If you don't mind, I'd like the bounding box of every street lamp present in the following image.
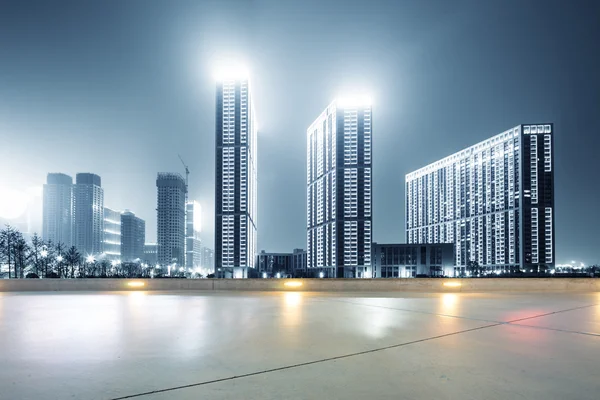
[86,255,95,263]
[56,255,63,263]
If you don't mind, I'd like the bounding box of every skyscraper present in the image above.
[121,210,145,262]
[102,207,121,261]
[186,201,202,269]
[406,124,555,273]
[214,74,257,278]
[73,173,104,255]
[42,173,73,247]
[306,98,373,278]
[156,173,186,268]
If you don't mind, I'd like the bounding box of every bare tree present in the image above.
[0,225,17,278]
[29,233,44,277]
[64,246,81,279]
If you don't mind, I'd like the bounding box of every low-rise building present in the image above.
[371,243,455,278]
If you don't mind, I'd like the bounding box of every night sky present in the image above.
[0,0,599,264]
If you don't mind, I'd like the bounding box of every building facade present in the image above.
[144,242,158,265]
[256,251,293,277]
[121,210,145,262]
[42,173,73,247]
[102,207,121,261]
[73,173,104,255]
[156,173,186,267]
[307,98,373,278]
[372,243,455,278]
[186,201,202,269]
[406,124,555,272]
[292,248,308,277]
[200,246,214,273]
[214,76,258,278]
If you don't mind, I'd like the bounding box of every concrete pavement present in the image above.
[0,291,598,399]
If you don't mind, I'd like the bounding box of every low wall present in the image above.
[1,278,599,293]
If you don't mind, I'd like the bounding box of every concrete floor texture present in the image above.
[1,291,599,399]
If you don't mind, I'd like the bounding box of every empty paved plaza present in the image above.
[1,290,598,399]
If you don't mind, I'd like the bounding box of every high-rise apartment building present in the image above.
[121,210,145,262]
[306,98,373,278]
[74,173,104,255]
[102,207,121,261]
[144,242,158,265]
[42,173,73,247]
[214,75,257,278]
[156,173,186,267]
[186,201,202,269]
[200,246,214,273]
[406,124,555,272]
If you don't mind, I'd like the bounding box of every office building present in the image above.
[42,173,73,247]
[214,74,258,278]
[102,207,121,261]
[292,249,308,277]
[307,98,373,278]
[201,246,214,273]
[156,173,186,267]
[186,201,202,269]
[73,173,104,255]
[406,124,555,272]
[372,243,455,278]
[121,210,145,262]
[257,250,293,277]
[144,242,158,265]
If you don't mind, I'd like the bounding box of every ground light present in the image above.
[284,281,302,288]
[127,281,145,288]
[442,281,462,288]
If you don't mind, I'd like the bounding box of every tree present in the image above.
[13,233,32,278]
[64,246,81,279]
[467,260,480,277]
[0,225,17,278]
[30,233,44,276]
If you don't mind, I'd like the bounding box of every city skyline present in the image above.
[1,1,599,264]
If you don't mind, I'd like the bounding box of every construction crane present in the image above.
[178,154,189,197]
[179,154,190,272]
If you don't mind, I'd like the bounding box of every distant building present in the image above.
[215,75,258,278]
[102,207,121,261]
[307,98,373,278]
[185,201,202,269]
[257,250,293,277]
[406,124,555,272]
[292,249,308,277]
[42,173,73,247]
[74,173,104,255]
[201,246,214,273]
[372,243,455,278]
[121,210,145,262]
[156,173,186,267]
[144,242,158,265]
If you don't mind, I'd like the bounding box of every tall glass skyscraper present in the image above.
[121,210,145,262]
[102,207,121,261]
[74,173,104,255]
[406,124,554,272]
[185,201,202,269]
[306,98,373,278]
[214,75,257,278]
[156,173,186,268]
[42,173,73,247]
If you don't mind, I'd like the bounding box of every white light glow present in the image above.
[56,255,63,262]
[86,255,95,263]
[214,65,249,81]
[319,271,324,279]
[336,95,372,108]
[0,188,29,220]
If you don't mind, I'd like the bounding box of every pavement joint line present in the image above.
[108,322,503,400]
[322,298,600,338]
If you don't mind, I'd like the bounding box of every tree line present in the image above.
[0,225,165,279]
